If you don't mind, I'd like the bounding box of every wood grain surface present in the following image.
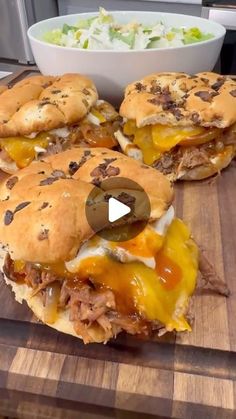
[0,70,236,419]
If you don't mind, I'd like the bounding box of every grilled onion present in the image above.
[80,124,118,148]
[179,128,221,147]
[44,281,61,324]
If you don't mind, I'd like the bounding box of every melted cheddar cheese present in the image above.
[123,120,220,165]
[14,218,198,332]
[0,133,51,168]
[0,107,110,168]
[72,219,198,332]
[90,108,106,123]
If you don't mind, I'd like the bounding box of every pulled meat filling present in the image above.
[3,254,159,343]
[152,127,236,176]
[43,120,120,157]
[120,121,236,177]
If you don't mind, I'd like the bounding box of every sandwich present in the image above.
[0,148,227,343]
[0,74,119,174]
[115,72,236,180]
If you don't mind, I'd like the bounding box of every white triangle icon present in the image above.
[108,197,131,223]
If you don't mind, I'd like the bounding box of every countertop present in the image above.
[0,61,36,74]
[144,0,201,4]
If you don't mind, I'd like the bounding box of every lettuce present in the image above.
[82,39,89,49]
[41,9,215,50]
[43,29,62,45]
[147,37,160,49]
[62,23,77,34]
[109,28,135,48]
[183,27,213,44]
[76,16,96,29]
[98,7,114,24]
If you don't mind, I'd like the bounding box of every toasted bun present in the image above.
[177,145,235,181]
[120,72,236,129]
[0,74,98,137]
[0,148,173,263]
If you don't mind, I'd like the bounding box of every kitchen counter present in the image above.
[143,0,201,3]
[0,60,36,74]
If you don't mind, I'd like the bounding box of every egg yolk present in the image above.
[123,120,221,165]
[114,225,164,257]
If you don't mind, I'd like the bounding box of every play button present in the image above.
[108,197,131,223]
[85,177,151,242]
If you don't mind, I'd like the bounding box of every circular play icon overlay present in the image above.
[85,177,151,242]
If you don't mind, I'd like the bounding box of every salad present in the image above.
[43,8,214,51]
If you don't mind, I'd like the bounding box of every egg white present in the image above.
[66,206,175,273]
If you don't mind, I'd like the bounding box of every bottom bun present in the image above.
[4,276,78,338]
[3,275,108,343]
[177,145,235,181]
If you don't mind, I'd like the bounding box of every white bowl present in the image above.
[28,11,226,104]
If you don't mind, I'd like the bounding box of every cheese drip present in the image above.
[66,218,198,332]
[13,217,198,332]
[123,120,221,165]
[0,133,51,168]
[0,107,110,168]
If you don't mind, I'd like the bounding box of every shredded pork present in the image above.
[152,126,236,177]
[3,244,229,343]
[198,246,230,296]
[3,254,152,343]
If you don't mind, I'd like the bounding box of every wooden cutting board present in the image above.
[0,70,236,419]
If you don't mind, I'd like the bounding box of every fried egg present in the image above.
[66,205,175,272]
[65,213,198,332]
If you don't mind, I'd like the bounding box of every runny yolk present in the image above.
[113,226,164,257]
[155,251,182,290]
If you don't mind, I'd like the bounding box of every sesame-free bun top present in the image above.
[120,72,236,129]
[0,74,98,137]
[0,148,173,263]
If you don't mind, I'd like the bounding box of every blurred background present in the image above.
[0,0,235,75]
